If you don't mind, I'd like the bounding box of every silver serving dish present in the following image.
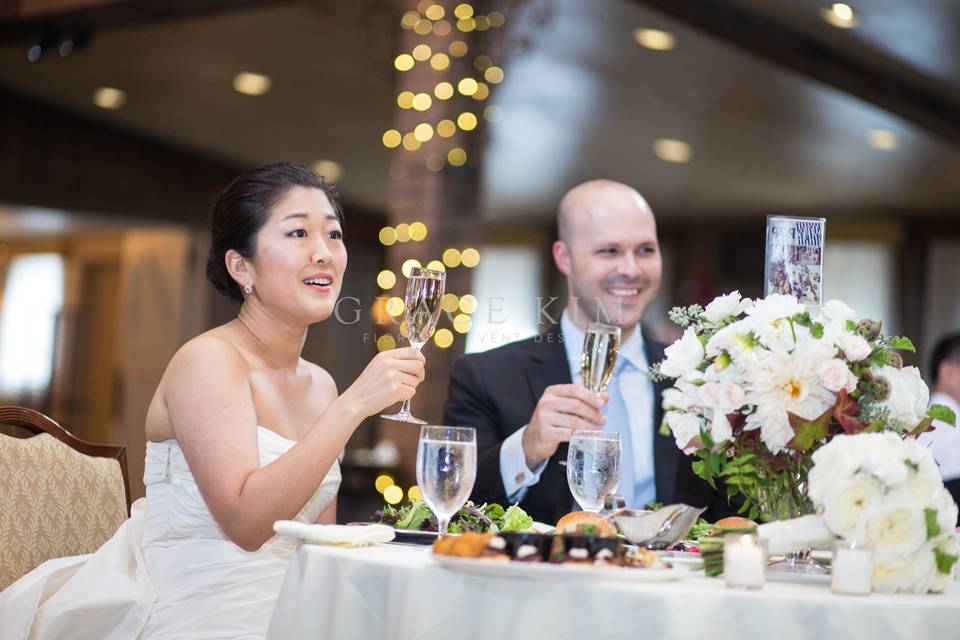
[613,503,706,549]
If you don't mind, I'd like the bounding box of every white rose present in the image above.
[930,487,959,540]
[698,383,721,407]
[821,299,857,323]
[666,411,705,453]
[717,383,746,410]
[660,327,705,378]
[930,537,959,593]
[872,546,936,594]
[857,503,928,563]
[837,333,872,362]
[703,290,750,325]
[876,366,930,430]
[822,478,884,538]
[817,358,853,393]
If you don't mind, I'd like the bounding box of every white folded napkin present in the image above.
[273,521,395,546]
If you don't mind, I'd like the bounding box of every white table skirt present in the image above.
[267,543,960,640]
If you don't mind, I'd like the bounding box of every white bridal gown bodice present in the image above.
[0,426,341,640]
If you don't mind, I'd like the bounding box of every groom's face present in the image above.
[554,191,662,330]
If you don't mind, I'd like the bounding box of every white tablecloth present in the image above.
[267,543,960,640]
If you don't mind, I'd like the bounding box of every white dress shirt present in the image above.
[499,310,655,503]
[918,391,960,482]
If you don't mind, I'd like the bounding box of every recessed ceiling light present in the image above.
[92,86,126,110]
[233,72,272,96]
[311,159,343,182]
[867,129,897,150]
[821,3,859,29]
[633,28,676,51]
[653,138,692,164]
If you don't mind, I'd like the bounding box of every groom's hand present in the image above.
[521,384,606,469]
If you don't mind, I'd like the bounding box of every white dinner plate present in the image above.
[656,551,704,570]
[434,554,689,582]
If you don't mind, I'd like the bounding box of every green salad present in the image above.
[375,500,533,533]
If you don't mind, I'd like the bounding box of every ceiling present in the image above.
[0,0,958,226]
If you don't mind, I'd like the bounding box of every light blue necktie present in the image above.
[604,358,657,510]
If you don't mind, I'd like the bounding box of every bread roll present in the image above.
[555,511,618,537]
[714,516,758,529]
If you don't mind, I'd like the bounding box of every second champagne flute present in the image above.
[381,267,446,424]
[581,322,621,393]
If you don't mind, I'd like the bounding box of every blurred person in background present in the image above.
[919,332,960,512]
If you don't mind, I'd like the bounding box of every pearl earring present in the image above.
[244,284,253,295]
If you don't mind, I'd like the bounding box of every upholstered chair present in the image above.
[0,406,130,590]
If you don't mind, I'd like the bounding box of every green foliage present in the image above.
[934,548,959,575]
[924,508,942,540]
[887,336,916,352]
[928,404,957,427]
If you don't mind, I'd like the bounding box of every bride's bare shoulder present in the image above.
[166,327,251,383]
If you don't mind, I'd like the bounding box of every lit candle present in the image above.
[724,533,765,589]
[831,539,872,595]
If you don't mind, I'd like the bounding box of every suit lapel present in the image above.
[645,337,678,505]
[524,325,573,522]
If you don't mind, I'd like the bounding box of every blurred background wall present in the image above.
[0,0,958,522]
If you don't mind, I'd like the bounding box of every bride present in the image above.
[0,163,425,639]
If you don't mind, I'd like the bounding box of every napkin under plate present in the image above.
[273,521,395,546]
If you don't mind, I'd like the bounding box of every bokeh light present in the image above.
[434,328,454,348]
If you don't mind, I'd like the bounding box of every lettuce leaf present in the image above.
[500,504,533,532]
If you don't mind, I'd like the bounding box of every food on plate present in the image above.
[713,516,758,530]
[376,500,533,533]
[555,511,618,537]
[623,547,664,569]
[432,532,494,558]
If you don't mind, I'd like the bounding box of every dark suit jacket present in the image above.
[443,325,735,525]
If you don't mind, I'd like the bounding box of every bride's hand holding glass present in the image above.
[341,348,425,418]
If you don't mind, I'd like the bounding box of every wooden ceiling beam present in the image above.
[630,0,960,146]
[0,0,296,42]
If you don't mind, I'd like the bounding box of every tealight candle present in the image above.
[724,533,766,590]
[831,539,872,595]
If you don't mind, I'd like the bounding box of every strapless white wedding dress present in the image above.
[0,427,340,640]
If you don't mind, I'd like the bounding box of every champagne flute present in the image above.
[381,267,446,423]
[581,322,621,393]
[567,430,621,512]
[416,426,477,536]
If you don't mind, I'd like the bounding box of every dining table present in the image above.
[266,541,960,640]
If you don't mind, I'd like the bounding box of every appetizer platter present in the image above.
[429,510,690,582]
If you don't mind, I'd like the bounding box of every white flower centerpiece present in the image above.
[654,291,956,522]
[808,433,958,593]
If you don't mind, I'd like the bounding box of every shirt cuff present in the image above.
[499,426,548,501]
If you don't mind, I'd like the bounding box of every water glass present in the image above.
[566,430,621,512]
[415,426,477,536]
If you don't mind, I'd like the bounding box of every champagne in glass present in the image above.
[382,267,445,424]
[416,426,477,536]
[567,430,621,512]
[581,322,621,393]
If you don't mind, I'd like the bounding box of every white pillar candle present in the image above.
[724,533,765,589]
[831,542,872,596]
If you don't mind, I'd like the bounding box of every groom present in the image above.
[443,180,730,525]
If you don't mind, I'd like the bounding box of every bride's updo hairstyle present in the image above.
[206,163,344,302]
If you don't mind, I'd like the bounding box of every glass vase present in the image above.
[754,458,830,576]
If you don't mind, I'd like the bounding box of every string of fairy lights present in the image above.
[380,2,505,170]
[373,3,505,355]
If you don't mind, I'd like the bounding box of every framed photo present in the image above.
[764,215,825,306]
